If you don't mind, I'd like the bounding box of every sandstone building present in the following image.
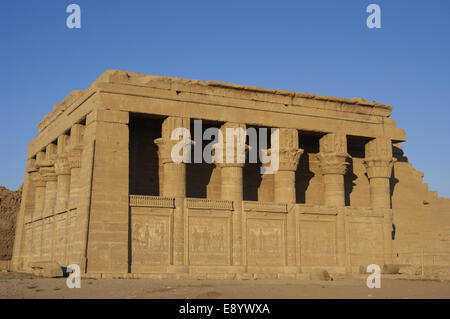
[11,70,450,278]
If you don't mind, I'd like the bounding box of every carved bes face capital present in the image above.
[318,152,351,175]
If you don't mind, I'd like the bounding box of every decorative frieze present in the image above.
[186,198,234,211]
[129,195,175,208]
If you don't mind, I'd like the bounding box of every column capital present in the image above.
[36,144,57,168]
[39,145,57,181]
[318,152,350,175]
[69,123,85,146]
[157,116,191,165]
[55,154,71,176]
[276,148,303,171]
[162,116,190,139]
[219,122,246,165]
[26,159,38,173]
[67,145,83,168]
[39,166,57,182]
[30,171,46,187]
[154,138,181,164]
[318,132,350,175]
[363,157,396,179]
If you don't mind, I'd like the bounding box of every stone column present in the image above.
[38,144,57,218]
[273,128,303,203]
[155,116,190,266]
[30,155,46,221]
[318,133,350,207]
[36,144,57,261]
[67,124,84,210]
[272,128,303,267]
[363,138,395,208]
[219,163,245,201]
[318,133,350,268]
[363,137,395,264]
[55,135,71,214]
[218,122,246,266]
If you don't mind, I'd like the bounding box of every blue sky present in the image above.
[1,0,449,196]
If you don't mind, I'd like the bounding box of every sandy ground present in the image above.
[0,272,449,299]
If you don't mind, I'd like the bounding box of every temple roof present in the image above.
[38,69,395,134]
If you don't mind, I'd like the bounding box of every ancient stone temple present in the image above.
[11,70,450,278]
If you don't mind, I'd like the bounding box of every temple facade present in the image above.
[11,70,450,278]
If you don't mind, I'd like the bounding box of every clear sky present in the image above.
[1,0,449,197]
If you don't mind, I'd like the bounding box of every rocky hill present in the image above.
[0,186,22,260]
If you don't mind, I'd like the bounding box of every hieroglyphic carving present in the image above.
[318,133,350,175]
[24,223,33,266]
[32,221,42,260]
[247,218,285,266]
[320,132,347,154]
[365,137,392,159]
[41,217,54,260]
[54,213,68,265]
[129,195,175,208]
[299,220,336,266]
[66,210,79,264]
[348,220,384,265]
[132,211,171,266]
[188,216,230,265]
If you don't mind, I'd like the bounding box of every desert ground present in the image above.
[0,271,449,299]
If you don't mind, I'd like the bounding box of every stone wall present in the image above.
[391,145,450,265]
